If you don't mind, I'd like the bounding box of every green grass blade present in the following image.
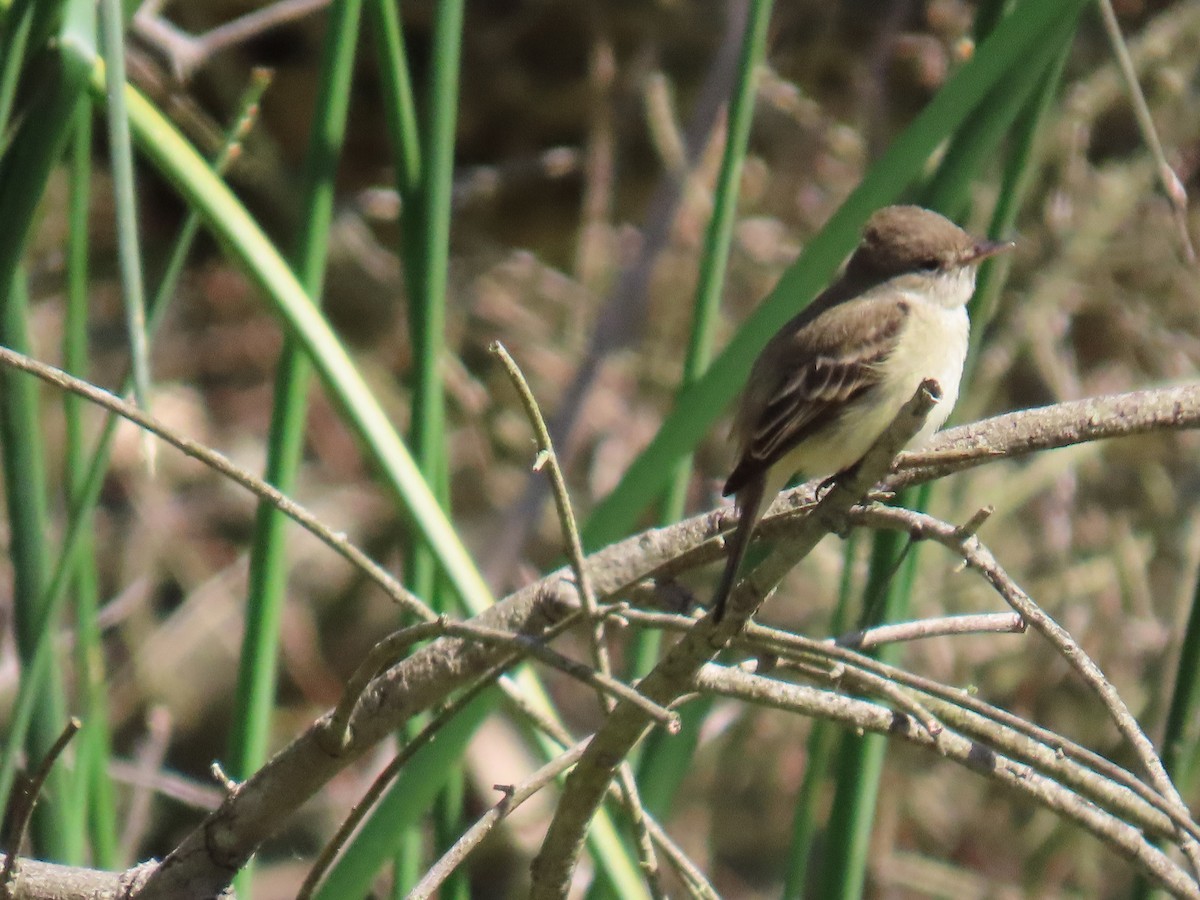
[0,0,94,856]
[368,0,458,890]
[968,27,1074,362]
[1133,544,1200,895]
[367,0,436,887]
[400,0,459,634]
[0,273,75,860]
[404,0,460,599]
[920,34,1067,221]
[230,0,362,781]
[229,5,362,897]
[366,0,421,194]
[659,0,774,524]
[0,7,93,308]
[783,530,859,896]
[0,0,71,138]
[98,0,150,416]
[0,0,36,138]
[819,501,923,899]
[63,95,120,869]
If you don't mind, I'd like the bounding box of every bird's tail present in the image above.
[712,477,767,622]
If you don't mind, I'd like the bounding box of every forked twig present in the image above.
[491,341,666,893]
[0,719,81,899]
[855,502,1200,878]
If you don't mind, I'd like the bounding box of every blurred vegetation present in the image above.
[3,0,1200,897]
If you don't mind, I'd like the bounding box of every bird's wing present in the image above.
[723,294,909,496]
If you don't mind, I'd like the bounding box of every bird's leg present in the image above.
[816,457,863,501]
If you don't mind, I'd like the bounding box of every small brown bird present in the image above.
[712,205,1012,621]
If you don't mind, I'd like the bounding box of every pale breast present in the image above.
[756,297,969,496]
[875,298,969,446]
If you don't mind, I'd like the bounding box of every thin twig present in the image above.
[0,718,81,899]
[0,346,435,622]
[696,664,1200,898]
[119,706,172,866]
[455,621,677,729]
[1096,0,1196,263]
[640,814,720,900]
[834,612,1025,650]
[298,660,511,900]
[324,620,446,751]
[856,502,1200,878]
[410,740,590,900]
[134,0,331,81]
[783,658,946,742]
[490,342,609,680]
[325,613,676,755]
[106,761,224,812]
[409,727,717,900]
[491,340,666,893]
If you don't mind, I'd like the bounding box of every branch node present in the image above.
[956,506,994,541]
[210,762,238,794]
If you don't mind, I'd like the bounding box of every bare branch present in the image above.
[16,367,1188,898]
[696,665,1200,898]
[852,503,1200,875]
[411,741,589,900]
[891,384,1200,489]
[528,382,938,898]
[834,612,1025,650]
[299,661,511,899]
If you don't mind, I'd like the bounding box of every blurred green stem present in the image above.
[0,273,75,860]
[229,3,362,898]
[99,0,151,417]
[64,95,120,869]
[398,0,463,892]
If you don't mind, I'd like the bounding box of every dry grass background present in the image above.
[10,0,1200,896]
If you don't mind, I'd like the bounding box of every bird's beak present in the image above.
[966,239,1015,265]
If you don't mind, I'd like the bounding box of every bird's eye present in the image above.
[919,257,940,271]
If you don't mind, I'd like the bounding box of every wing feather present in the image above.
[723,294,909,496]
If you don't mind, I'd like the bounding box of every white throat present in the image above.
[928,266,977,309]
[889,266,977,310]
